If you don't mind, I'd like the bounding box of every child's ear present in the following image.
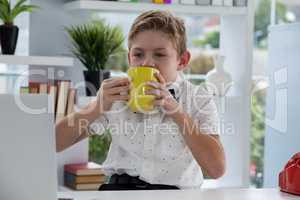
[177,50,191,71]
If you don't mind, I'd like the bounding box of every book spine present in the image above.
[64,162,105,176]
[49,85,57,116]
[66,88,76,115]
[20,87,29,94]
[39,83,48,94]
[64,172,106,184]
[28,82,40,94]
[55,81,71,123]
[152,0,164,3]
[64,172,76,185]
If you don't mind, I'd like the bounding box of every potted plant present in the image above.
[66,20,125,96]
[0,0,39,54]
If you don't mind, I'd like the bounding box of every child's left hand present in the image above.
[145,72,182,116]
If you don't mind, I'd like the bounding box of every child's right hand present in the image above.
[96,77,131,113]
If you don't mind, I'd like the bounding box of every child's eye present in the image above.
[154,53,166,57]
[133,53,143,58]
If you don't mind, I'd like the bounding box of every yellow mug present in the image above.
[127,66,159,113]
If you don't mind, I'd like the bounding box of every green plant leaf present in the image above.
[11,5,39,22]
[66,19,125,71]
[0,0,11,24]
[13,0,27,9]
[0,0,39,25]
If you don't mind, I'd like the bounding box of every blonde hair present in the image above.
[128,10,187,56]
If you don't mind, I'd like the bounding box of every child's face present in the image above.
[128,30,189,83]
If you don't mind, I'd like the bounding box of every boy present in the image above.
[56,10,225,190]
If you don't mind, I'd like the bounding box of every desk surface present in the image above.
[58,188,299,200]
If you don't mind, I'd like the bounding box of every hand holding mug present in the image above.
[145,72,182,116]
[96,77,131,113]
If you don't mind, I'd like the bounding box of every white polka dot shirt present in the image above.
[89,73,219,189]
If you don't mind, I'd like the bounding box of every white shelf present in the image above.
[64,0,247,16]
[58,185,74,192]
[0,55,74,67]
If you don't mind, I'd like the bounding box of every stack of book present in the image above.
[64,162,106,190]
[20,80,77,124]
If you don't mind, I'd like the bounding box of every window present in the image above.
[250,0,296,188]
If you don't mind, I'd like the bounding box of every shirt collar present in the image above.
[166,72,185,100]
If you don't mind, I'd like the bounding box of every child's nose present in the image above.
[142,57,155,67]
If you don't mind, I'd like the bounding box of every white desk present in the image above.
[58,188,299,200]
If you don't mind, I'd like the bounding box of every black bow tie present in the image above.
[168,88,178,101]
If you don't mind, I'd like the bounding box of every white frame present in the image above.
[0,55,74,67]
